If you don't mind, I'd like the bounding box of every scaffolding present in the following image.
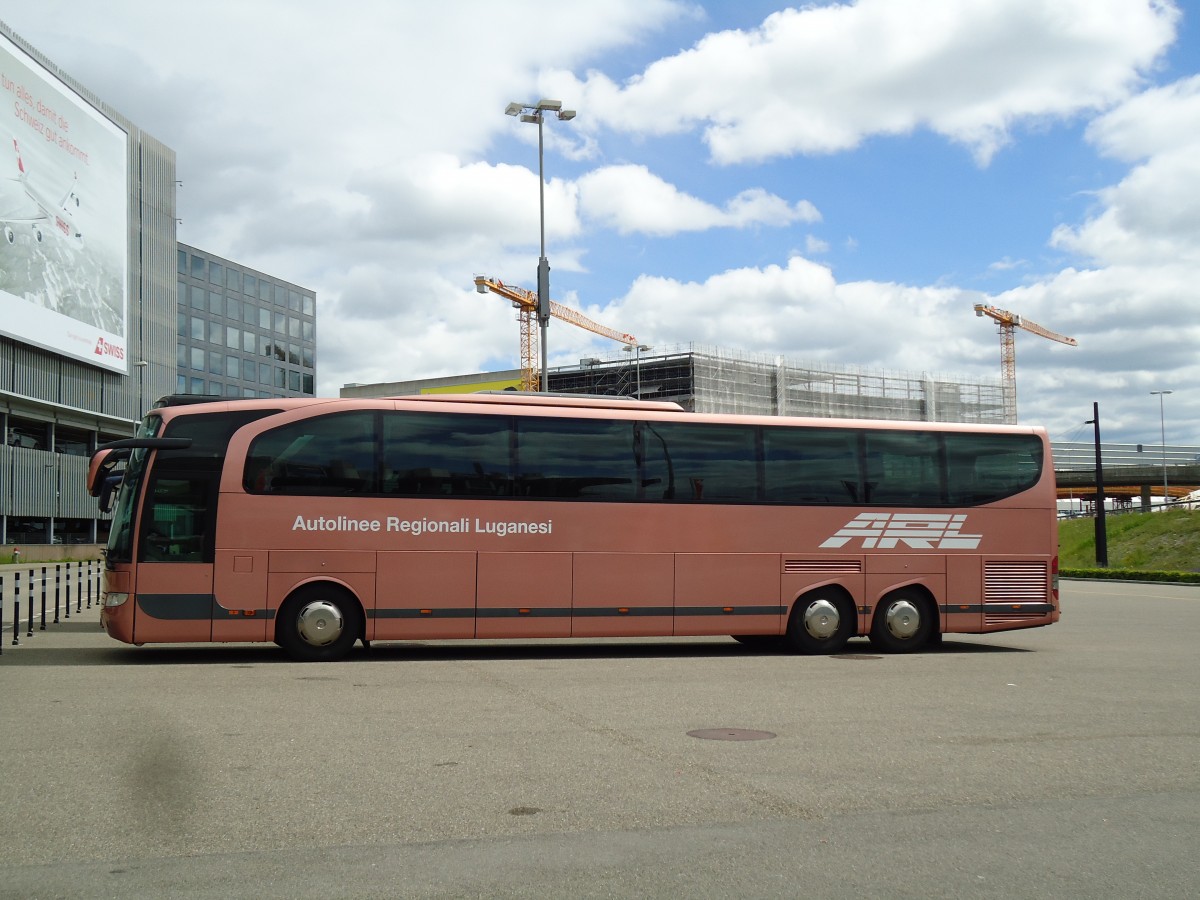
[549,344,1008,425]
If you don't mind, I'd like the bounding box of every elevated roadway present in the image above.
[1052,442,1200,504]
[1055,462,1200,491]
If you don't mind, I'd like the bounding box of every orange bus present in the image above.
[88,393,1059,661]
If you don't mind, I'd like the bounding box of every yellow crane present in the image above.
[475,275,638,391]
[974,303,1077,423]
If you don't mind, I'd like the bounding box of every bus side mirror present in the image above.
[98,475,122,514]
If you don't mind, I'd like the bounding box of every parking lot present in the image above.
[1,579,1198,898]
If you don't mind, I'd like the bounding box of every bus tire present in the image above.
[869,589,934,653]
[785,590,854,655]
[276,585,363,662]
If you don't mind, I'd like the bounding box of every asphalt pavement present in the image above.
[1,580,1197,898]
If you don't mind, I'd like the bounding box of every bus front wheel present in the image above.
[785,591,854,655]
[277,586,363,662]
[869,589,935,653]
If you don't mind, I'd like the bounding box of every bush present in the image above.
[1062,567,1200,584]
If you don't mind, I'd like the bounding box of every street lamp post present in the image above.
[622,344,651,397]
[505,99,576,392]
[1150,390,1173,509]
[134,360,148,422]
[1086,402,1108,567]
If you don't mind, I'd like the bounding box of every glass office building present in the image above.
[176,245,317,400]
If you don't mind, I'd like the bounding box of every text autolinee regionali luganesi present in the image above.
[292,515,551,538]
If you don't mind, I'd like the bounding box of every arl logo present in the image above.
[820,513,982,550]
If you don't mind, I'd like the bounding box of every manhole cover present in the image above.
[833,654,882,660]
[687,728,776,741]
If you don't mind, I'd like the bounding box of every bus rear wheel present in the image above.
[277,586,363,662]
[869,589,934,653]
[785,591,854,655]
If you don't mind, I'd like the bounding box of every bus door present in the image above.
[131,471,218,645]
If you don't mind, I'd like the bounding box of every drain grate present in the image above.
[687,728,776,741]
[833,654,882,660]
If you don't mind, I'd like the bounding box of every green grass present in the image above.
[1060,509,1200,581]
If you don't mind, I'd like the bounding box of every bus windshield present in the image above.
[106,416,163,563]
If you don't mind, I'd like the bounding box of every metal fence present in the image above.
[1051,442,1200,471]
[0,561,103,655]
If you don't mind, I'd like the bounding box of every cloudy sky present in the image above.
[4,0,1197,446]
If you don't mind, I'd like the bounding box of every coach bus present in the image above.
[87,393,1059,661]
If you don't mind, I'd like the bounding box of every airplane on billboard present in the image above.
[1,139,82,245]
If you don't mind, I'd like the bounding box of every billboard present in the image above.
[0,32,129,373]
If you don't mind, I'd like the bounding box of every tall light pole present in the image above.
[505,99,576,392]
[1086,403,1107,567]
[622,343,651,397]
[134,359,148,423]
[1150,390,1173,508]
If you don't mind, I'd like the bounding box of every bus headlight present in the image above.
[104,591,129,608]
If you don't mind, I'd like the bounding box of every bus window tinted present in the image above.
[142,477,208,561]
[517,417,637,500]
[247,412,378,494]
[863,432,944,506]
[243,409,1044,507]
[643,422,759,502]
[763,427,861,503]
[380,412,511,497]
[945,433,1042,505]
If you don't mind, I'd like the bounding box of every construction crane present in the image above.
[974,303,1077,423]
[475,275,638,391]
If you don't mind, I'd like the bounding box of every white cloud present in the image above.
[987,257,1024,272]
[555,0,1178,165]
[577,164,818,235]
[1053,76,1200,266]
[600,255,978,371]
[5,1,1198,444]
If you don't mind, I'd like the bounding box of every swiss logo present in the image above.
[820,513,982,550]
[93,337,125,360]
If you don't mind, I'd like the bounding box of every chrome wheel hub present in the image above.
[803,599,840,640]
[296,600,344,647]
[885,600,920,640]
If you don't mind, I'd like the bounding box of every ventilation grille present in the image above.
[984,561,1048,604]
[784,559,863,574]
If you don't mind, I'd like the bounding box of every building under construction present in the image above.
[343,344,1008,426]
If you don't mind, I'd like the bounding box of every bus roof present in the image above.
[397,392,686,412]
[145,393,1046,438]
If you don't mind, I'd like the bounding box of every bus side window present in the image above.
[247,456,275,492]
[643,422,759,503]
[944,434,1043,505]
[381,411,513,499]
[141,476,207,562]
[516,417,636,500]
[863,432,944,506]
[762,427,860,504]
